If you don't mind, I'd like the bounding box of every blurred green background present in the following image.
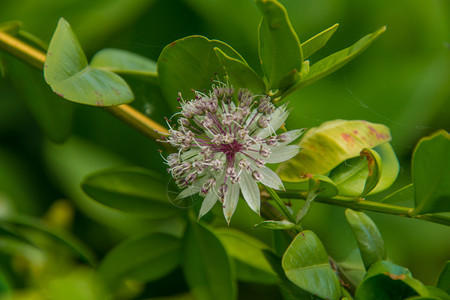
[0,0,449,294]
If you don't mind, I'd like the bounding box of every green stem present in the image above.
[263,186,296,225]
[277,191,450,226]
[296,190,319,223]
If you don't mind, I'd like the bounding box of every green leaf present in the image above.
[277,120,392,182]
[255,220,297,230]
[99,231,181,287]
[0,272,11,297]
[263,250,322,300]
[43,137,151,234]
[381,184,414,204]
[284,26,386,97]
[0,224,36,247]
[90,48,158,85]
[157,35,244,111]
[355,260,428,299]
[329,143,399,196]
[425,286,450,300]
[44,18,133,106]
[359,148,382,196]
[0,21,21,35]
[182,221,236,300]
[412,130,450,215]
[437,261,450,293]
[81,167,179,219]
[282,230,341,300]
[215,228,278,284]
[345,209,386,270]
[17,30,49,51]
[6,57,74,143]
[295,176,338,224]
[256,0,302,90]
[310,174,339,197]
[301,23,339,59]
[48,268,110,300]
[1,214,96,265]
[214,47,266,94]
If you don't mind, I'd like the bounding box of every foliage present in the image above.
[0,0,448,299]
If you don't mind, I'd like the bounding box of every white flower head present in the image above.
[164,83,304,223]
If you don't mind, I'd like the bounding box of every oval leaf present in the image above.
[255,220,297,230]
[2,214,96,265]
[284,26,385,97]
[277,119,392,182]
[355,260,428,299]
[90,48,158,84]
[329,143,398,196]
[81,167,179,219]
[311,174,339,197]
[182,221,236,300]
[44,18,133,106]
[48,268,109,300]
[214,47,266,94]
[424,286,450,300]
[345,209,386,270]
[381,184,414,204]
[216,228,278,284]
[99,232,181,287]
[412,130,450,215]
[301,23,339,59]
[0,21,21,35]
[157,35,244,111]
[282,230,341,300]
[256,0,302,91]
[359,148,382,196]
[437,261,450,293]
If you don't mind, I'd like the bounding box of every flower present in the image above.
[163,83,304,223]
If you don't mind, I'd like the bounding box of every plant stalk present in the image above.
[0,31,171,150]
[277,191,450,226]
[263,186,297,225]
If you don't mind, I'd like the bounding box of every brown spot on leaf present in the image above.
[341,132,355,144]
[353,130,358,134]
[368,125,386,140]
[169,41,177,47]
[360,149,375,176]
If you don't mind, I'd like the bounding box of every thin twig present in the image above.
[277,191,450,227]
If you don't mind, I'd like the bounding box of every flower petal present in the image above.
[181,148,202,161]
[277,128,306,146]
[256,104,289,138]
[259,167,284,190]
[198,191,218,219]
[240,171,261,214]
[175,176,209,200]
[197,171,225,219]
[176,186,199,200]
[265,145,300,163]
[223,182,240,224]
